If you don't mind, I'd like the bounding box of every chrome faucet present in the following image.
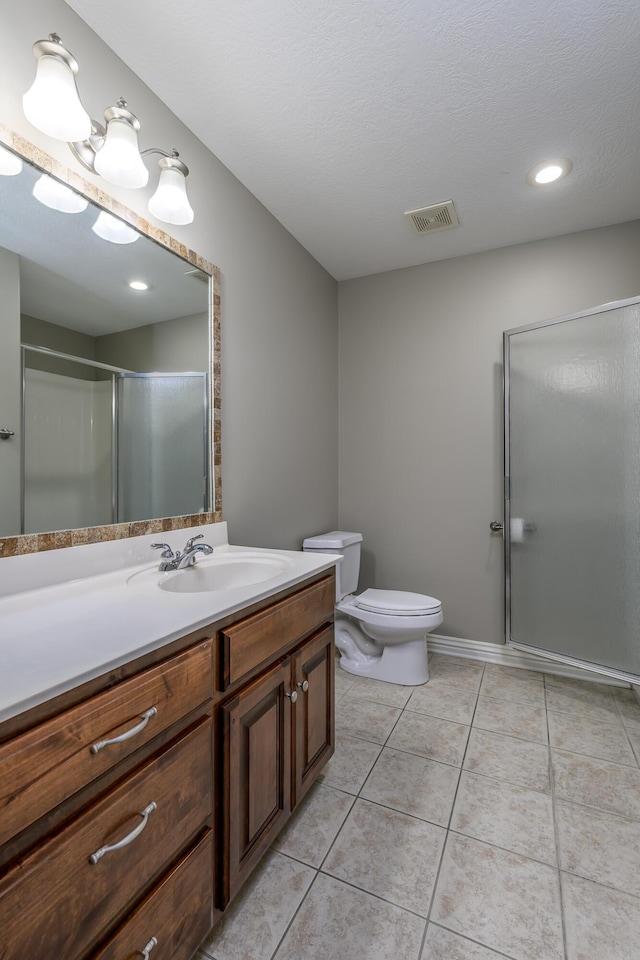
[150,534,214,572]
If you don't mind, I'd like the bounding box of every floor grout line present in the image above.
[265,867,321,960]
[546,693,569,960]
[414,663,485,958]
[427,921,519,960]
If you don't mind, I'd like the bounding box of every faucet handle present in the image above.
[150,542,175,559]
[184,533,204,551]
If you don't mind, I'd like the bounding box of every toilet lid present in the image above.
[354,588,442,616]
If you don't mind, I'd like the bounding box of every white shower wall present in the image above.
[24,369,112,533]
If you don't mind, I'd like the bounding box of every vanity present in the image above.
[0,525,337,960]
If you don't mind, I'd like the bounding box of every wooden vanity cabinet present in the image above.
[0,568,335,957]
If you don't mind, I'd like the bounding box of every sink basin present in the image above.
[156,553,291,594]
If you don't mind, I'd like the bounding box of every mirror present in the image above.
[0,132,219,541]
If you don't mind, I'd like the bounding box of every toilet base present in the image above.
[338,637,430,686]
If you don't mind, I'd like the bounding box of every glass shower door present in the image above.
[505,296,640,682]
[117,373,208,523]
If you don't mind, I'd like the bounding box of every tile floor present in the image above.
[197,653,640,960]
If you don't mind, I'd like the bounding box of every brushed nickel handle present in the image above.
[90,707,157,755]
[489,521,504,532]
[0,428,15,440]
[286,690,298,703]
[297,680,309,693]
[139,936,158,959]
[89,801,157,864]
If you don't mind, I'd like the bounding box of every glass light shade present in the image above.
[148,164,194,225]
[0,144,23,176]
[92,211,139,245]
[94,118,149,189]
[33,174,89,213]
[23,54,92,142]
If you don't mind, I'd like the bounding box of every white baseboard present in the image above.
[428,633,629,688]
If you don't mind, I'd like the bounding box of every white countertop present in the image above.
[0,522,338,724]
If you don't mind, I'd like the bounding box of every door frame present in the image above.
[503,294,640,685]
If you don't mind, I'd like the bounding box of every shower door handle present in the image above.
[489,521,504,532]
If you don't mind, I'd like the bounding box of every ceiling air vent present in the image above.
[184,268,210,284]
[405,201,459,235]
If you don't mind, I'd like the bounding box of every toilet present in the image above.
[302,531,443,685]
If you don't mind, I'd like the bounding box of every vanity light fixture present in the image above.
[32,173,89,213]
[92,211,139,245]
[526,158,573,186]
[128,280,150,291]
[0,144,23,176]
[23,34,194,225]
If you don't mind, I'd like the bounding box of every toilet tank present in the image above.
[302,531,363,600]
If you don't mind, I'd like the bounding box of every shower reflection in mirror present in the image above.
[21,344,209,534]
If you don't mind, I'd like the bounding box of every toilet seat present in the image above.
[354,588,442,617]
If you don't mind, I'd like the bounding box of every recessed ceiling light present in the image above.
[128,280,150,291]
[526,158,573,186]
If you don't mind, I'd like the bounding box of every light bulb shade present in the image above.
[148,157,194,225]
[23,41,91,142]
[94,109,148,189]
[0,144,23,176]
[92,211,139,244]
[33,173,89,213]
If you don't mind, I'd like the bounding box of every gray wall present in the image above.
[1,0,339,550]
[0,248,21,536]
[22,314,98,380]
[96,313,209,373]
[338,220,640,645]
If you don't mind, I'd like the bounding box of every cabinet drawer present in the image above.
[92,832,213,960]
[0,718,212,960]
[219,576,334,690]
[0,640,212,845]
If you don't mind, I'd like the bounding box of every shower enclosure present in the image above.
[21,344,209,534]
[503,295,640,684]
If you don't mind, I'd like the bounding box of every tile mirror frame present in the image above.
[0,123,222,558]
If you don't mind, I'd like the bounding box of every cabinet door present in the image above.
[293,626,335,805]
[219,659,292,907]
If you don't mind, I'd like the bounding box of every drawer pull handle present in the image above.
[90,707,158,755]
[89,801,157,865]
[138,936,158,959]
[297,680,309,693]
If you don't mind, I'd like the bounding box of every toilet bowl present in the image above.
[302,532,443,686]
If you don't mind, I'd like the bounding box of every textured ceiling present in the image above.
[65,0,640,280]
